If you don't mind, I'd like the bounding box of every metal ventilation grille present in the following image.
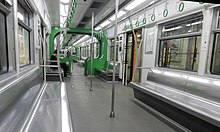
[90,2,102,8]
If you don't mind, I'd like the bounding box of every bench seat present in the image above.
[131,81,220,127]
[27,82,73,132]
[95,61,120,82]
[0,67,73,132]
[130,68,220,131]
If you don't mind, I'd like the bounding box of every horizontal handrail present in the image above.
[39,65,59,68]
[46,60,58,62]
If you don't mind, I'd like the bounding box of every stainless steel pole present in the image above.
[90,12,94,91]
[57,31,63,82]
[13,0,20,74]
[43,28,47,82]
[110,0,119,118]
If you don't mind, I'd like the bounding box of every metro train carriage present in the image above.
[1,0,220,131]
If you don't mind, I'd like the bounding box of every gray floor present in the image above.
[65,63,176,132]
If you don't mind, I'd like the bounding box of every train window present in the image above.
[161,16,203,37]
[211,33,220,74]
[17,3,29,26]
[18,2,32,66]
[109,39,118,61]
[211,11,220,75]
[18,25,30,66]
[159,37,201,71]
[93,43,99,58]
[158,14,203,71]
[0,8,8,74]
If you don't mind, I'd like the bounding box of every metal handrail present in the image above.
[46,60,58,63]
[106,62,119,76]
[39,65,59,68]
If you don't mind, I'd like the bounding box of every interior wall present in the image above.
[141,26,158,82]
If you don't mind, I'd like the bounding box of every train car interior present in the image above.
[0,0,220,132]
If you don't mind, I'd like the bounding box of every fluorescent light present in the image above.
[192,21,202,26]
[125,0,146,11]
[109,10,126,21]
[95,26,102,30]
[60,4,68,16]
[147,1,154,6]
[17,12,24,21]
[100,20,111,27]
[186,21,203,27]
[163,26,182,32]
[74,35,90,45]
[60,0,70,4]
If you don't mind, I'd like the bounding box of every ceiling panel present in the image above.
[45,0,60,26]
[70,0,94,27]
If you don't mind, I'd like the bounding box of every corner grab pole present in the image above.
[110,0,119,118]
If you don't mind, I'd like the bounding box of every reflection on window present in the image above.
[159,37,201,71]
[87,45,90,57]
[18,2,31,67]
[0,10,8,74]
[159,15,203,72]
[18,3,29,25]
[211,34,220,74]
[134,30,142,82]
[162,16,203,37]
[94,43,99,58]
[218,12,220,29]
[18,25,30,66]
[109,39,118,61]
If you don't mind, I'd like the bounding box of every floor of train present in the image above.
[64,63,176,132]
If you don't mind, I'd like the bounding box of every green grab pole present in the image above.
[49,27,108,75]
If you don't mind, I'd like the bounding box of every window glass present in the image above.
[94,43,99,58]
[134,30,143,82]
[18,2,32,66]
[217,12,220,29]
[109,39,118,61]
[17,3,29,25]
[18,25,30,66]
[0,11,8,74]
[158,15,202,72]
[162,17,203,37]
[211,34,220,74]
[159,36,201,71]
[87,45,90,57]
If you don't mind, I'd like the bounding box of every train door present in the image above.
[133,30,143,82]
[118,35,124,80]
[124,32,134,85]
[124,29,142,85]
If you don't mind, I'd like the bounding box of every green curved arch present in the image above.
[49,26,108,75]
